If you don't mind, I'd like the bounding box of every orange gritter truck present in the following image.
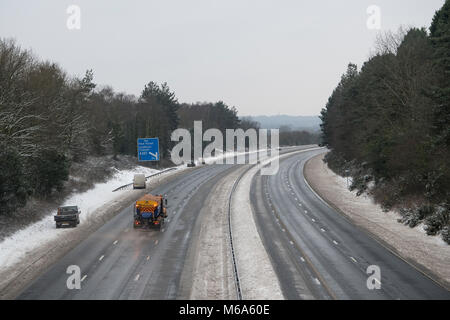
[133,194,167,229]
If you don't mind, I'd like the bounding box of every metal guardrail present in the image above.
[112,167,178,192]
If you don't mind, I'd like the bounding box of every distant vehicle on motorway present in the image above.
[186,160,196,167]
[133,194,168,230]
[54,206,80,228]
[133,174,146,189]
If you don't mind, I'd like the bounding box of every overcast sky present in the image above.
[0,0,445,116]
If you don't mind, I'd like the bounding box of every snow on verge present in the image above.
[231,164,284,300]
[0,166,161,270]
[304,153,450,286]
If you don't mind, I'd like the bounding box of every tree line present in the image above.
[0,39,253,216]
[320,1,450,243]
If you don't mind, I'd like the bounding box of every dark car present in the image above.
[54,206,80,228]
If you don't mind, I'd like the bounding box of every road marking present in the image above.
[134,274,140,281]
[99,255,104,261]
[146,256,150,261]
[289,241,294,245]
[311,218,315,222]
[300,257,305,262]
[113,240,118,245]
[124,228,129,232]
[81,275,87,282]
[333,240,339,245]
[314,278,321,285]
[155,240,159,245]
[350,256,357,263]
[320,228,326,232]
[161,228,165,232]
[282,228,286,232]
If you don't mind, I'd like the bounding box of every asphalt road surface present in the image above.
[17,147,450,299]
[251,150,450,299]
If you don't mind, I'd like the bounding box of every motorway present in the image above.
[17,147,450,299]
[251,150,450,299]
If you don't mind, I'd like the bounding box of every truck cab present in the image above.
[133,194,168,230]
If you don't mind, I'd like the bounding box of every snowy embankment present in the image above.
[0,166,163,271]
[304,153,450,288]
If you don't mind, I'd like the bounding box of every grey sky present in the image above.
[0,0,445,116]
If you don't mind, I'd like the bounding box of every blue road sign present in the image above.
[137,138,159,161]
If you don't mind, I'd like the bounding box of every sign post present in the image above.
[137,138,159,161]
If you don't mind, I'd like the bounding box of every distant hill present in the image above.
[244,115,321,131]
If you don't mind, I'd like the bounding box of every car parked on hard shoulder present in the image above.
[54,206,80,228]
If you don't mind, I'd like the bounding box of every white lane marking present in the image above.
[81,275,87,282]
[314,278,321,285]
[350,256,357,263]
[303,177,333,210]
[304,210,308,214]
[113,240,118,245]
[282,228,286,232]
[289,241,294,245]
[320,228,326,232]
[311,218,316,222]
[333,240,339,245]
[134,274,140,281]
[146,256,150,261]
[300,257,305,262]
[155,240,159,245]
[99,255,104,261]
[161,228,165,232]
